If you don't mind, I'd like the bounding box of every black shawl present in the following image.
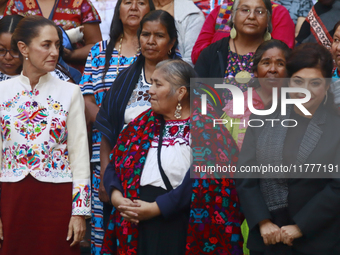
[95,55,145,147]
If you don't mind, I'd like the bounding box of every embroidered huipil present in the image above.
[5,0,101,28]
[0,73,91,216]
[140,118,191,189]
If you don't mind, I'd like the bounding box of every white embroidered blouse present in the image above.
[140,118,191,190]
[0,73,91,216]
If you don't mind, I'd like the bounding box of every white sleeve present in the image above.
[67,86,91,216]
[0,127,2,171]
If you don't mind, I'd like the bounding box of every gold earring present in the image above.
[174,102,182,119]
[264,29,271,41]
[230,26,237,39]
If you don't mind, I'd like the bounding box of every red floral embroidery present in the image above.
[183,125,189,137]
[169,125,179,136]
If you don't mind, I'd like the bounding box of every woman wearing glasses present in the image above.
[0,15,22,80]
[195,0,273,104]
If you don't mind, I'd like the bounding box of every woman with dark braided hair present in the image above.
[78,1,154,253]
[96,10,180,195]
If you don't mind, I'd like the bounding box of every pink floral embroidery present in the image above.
[14,101,49,141]
[1,142,70,176]
[50,118,68,144]
[1,116,11,141]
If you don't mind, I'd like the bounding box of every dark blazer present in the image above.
[236,106,340,255]
[194,37,230,78]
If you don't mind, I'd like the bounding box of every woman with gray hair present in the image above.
[100,58,242,254]
[101,59,193,254]
[195,0,273,104]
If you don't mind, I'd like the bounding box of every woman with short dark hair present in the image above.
[237,43,340,255]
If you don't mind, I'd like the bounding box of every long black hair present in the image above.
[137,10,178,58]
[0,15,24,35]
[103,0,155,81]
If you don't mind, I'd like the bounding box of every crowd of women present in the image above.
[0,0,339,254]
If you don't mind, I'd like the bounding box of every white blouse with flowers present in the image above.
[0,73,91,216]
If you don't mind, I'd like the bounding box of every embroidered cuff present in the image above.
[72,179,91,216]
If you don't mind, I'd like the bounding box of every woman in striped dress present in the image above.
[78,1,155,254]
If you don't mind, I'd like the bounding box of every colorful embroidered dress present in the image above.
[0,72,90,213]
[5,0,100,28]
[0,73,91,253]
[140,117,190,189]
[101,110,191,255]
[194,0,225,17]
[124,67,151,124]
[333,67,340,81]
[100,109,169,255]
[332,68,340,109]
[79,40,141,255]
[221,89,264,255]
[187,99,242,255]
[101,105,242,254]
[223,47,254,104]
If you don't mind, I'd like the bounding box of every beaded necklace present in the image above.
[116,35,140,75]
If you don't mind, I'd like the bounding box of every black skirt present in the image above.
[137,185,189,255]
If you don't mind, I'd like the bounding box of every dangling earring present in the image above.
[25,57,28,60]
[174,102,182,119]
[264,28,271,41]
[230,26,237,39]
[324,91,328,105]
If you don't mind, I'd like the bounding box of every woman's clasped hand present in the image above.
[237,43,340,255]
[100,59,194,255]
[110,189,161,224]
[259,220,302,246]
